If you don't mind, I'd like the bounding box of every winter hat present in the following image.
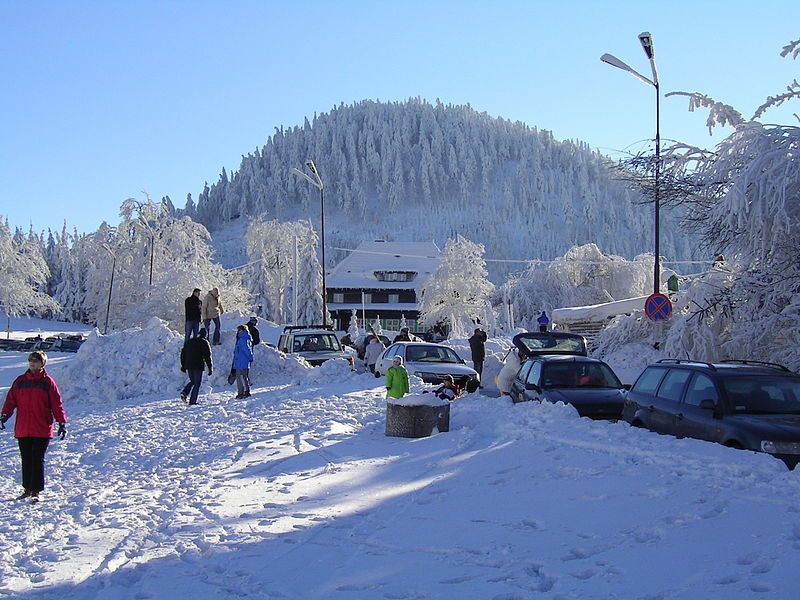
[443,374,454,383]
[248,316,258,324]
[198,328,208,339]
[392,355,403,365]
[28,351,47,365]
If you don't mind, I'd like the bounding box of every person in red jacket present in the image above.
[1,351,67,502]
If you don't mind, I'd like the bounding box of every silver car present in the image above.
[375,342,479,387]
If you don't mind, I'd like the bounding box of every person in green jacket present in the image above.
[385,355,410,399]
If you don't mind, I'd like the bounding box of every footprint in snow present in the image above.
[715,574,741,585]
[749,581,773,593]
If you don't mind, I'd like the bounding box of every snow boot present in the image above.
[16,490,31,500]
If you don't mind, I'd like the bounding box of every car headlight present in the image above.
[414,371,436,379]
[761,440,800,455]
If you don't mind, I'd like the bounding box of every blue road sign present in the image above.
[645,293,672,321]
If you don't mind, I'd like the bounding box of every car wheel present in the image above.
[631,420,645,428]
[724,440,744,449]
[374,370,381,378]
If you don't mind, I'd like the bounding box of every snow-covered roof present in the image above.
[551,296,648,323]
[327,241,441,290]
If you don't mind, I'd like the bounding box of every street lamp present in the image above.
[100,243,117,334]
[291,160,328,327]
[601,31,661,294]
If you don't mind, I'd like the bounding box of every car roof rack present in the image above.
[656,358,717,370]
[720,359,791,372]
[282,325,334,333]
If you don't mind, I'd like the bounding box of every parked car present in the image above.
[623,359,800,469]
[277,325,355,367]
[508,332,628,418]
[0,339,24,351]
[374,342,479,389]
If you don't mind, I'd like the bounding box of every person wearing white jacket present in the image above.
[363,337,385,374]
[497,348,522,396]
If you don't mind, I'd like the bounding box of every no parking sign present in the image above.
[644,293,672,321]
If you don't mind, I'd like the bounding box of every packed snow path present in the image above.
[1,370,800,599]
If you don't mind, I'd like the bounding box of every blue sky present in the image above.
[1,0,798,234]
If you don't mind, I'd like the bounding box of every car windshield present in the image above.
[293,334,341,352]
[542,362,621,389]
[405,345,462,364]
[60,340,83,351]
[514,333,586,356]
[722,375,800,414]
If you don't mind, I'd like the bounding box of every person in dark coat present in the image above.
[246,317,261,346]
[184,288,202,342]
[1,351,67,502]
[180,328,213,405]
[394,327,412,342]
[468,327,488,385]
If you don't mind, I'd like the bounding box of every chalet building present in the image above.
[326,241,441,332]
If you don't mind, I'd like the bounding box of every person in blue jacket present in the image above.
[537,311,550,333]
[232,325,254,398]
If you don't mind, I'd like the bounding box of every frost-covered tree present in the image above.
[245,218,327,326]
[0,218,59,323]
[606,36,800,370]
[418,235,495,334]
[347,310,361,338]
[76,198,248,331]
[498,244,654,329]
[371,316,384,336]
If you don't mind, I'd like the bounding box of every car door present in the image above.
[651,368,693,435]
[375,344,398,375]
[524,361,544,402]
[674,372,724,443]
[510,361,534,402]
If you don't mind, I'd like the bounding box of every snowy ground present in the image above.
[1,320,799,599]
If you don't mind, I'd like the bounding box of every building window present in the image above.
[388,293,399,304]
[333,293,344,304]
[363,293,372,304]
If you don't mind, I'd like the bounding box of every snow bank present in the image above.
[389,392,449,407]
[299,358,362,386]
[59,317,184,403]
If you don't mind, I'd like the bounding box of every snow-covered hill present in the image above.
[189,99,697,278]
[1,318,798,599]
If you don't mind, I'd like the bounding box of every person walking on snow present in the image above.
[537,311,550,333]
[246,316,261,346]
[203,287,224,346]
[364,335,384,374]
[469,327,488,385]
[1,351,67,502]
[385,355,409,399]
[232,325,254,398]
[180,328,213,405]
[184,287,202,342]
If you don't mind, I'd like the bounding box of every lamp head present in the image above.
[638,32,654,59]
[305,160,318,175]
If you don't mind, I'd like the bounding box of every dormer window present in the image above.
[374,271,416,282]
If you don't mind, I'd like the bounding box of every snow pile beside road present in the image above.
[300,358,361,385]
[59,317,184,403]
[244,344,311,385]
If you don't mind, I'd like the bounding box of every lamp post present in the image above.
[601,32,661,294]
[291,160,328,327]
[100,243,117,334]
